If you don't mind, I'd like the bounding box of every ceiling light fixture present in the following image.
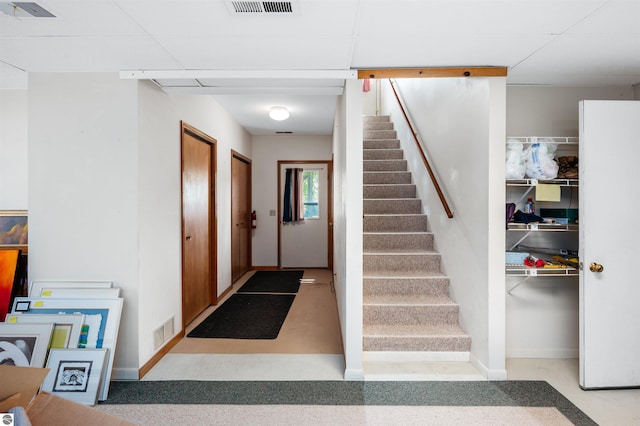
[269,106,290,121]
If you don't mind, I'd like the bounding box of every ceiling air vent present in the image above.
[0,2,55,17]
[229,1,298,15]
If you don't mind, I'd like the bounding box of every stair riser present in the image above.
[363,253,441,274]
[363,172,412,185]
[364,140,400,150]
[364,130,397,139]
[364,305,460,326]
[364,122,394,130]
[363,277,449,297]
[363,116,390,123]
[363,160,407,172]
[363,149,404,160]
[364,199,422,214]
[364,185,416,199]
[364,215,428,232]
[363,233,434,252]
[363,336,472,352]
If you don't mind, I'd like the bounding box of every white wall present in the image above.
[380,77,507,378]
[333,80,363,380]
[251,135,332,267]
[27,74,252,379]
[136,81,251,368]
[0,90,28,209]
[29,73,140,377]
[505,85,633,358]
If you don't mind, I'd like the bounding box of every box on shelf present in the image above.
[506,251,529,265]
[539,208,578,224]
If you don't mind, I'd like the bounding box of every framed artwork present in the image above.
[0,249,20,321]
[0,323,53,367]
[0,211,27,248]
[37,287,121,299]
[4,313,84,348]
[29,280,113,297]
[11,297,123,401]
[42,348,108,406]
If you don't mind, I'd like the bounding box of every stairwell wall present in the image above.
[332,80,363,380]
[379,77,507,379]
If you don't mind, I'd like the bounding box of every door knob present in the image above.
[589,262,604,273]
[186,235,192,241]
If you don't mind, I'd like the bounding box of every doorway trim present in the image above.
[180,121,217,330]
[277,160,333,269]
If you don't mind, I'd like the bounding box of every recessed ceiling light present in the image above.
[269,106,290,121]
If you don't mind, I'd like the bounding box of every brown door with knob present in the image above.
[181,122,216,326]
[231,151,251,283]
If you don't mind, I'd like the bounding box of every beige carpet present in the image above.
[96,404,574,425]
[172,269,343,354]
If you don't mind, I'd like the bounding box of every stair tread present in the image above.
[363,272,447,278]
[364,231,432,235]
[364,324,470,337]
[364,213,426,217]
[364,197,419,201]
[364,295,456,305]
[364,251,439,255]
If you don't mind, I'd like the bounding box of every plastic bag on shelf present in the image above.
[505,139,526,179]
[525,139,558,179]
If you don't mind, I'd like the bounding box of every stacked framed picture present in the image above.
[7,280,123,404]
[0,323,53,367]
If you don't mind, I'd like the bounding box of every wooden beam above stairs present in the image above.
[357,67,508,79]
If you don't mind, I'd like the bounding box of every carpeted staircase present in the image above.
[362,115,471,368]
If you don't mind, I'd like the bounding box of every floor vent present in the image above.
[229,1,298,15]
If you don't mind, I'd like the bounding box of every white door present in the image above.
[280,163,328,268]
[579,100,640,389]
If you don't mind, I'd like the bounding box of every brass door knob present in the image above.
[589,262,604,273]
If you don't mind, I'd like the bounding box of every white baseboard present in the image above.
[343,368,364,381]
[469,353,507,380]
[112,367,139,381]
[506,348,579,358]
[364,351,470,363]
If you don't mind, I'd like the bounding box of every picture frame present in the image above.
[36,287,121,299]
[0,210,28,248]
[4,313,84,348]
[29,280,113,297]
[0,249,20,321]
[0,322,53,367]
[11,297,123,401]
[42,348,108,406]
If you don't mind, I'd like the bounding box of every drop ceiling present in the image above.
[1,0,639,135]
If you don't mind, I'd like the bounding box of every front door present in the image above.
[231,152,251,283]
[181,122,216,326]
[279,161,330,268]
[579,100,640,388]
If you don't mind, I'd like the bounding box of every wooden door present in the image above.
[181,122,216,326]
[231,152,251,283]
[579,100,640,388]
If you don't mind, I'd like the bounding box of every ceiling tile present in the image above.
[567,0,640,35]
[352,34,555,69]
[0,1,146,37]
[115,0,360,37]
[155,35,353,69]
[510,34,640,85]
[1,37,183,71]
[356,0,607,36]
[213,94,337,135]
